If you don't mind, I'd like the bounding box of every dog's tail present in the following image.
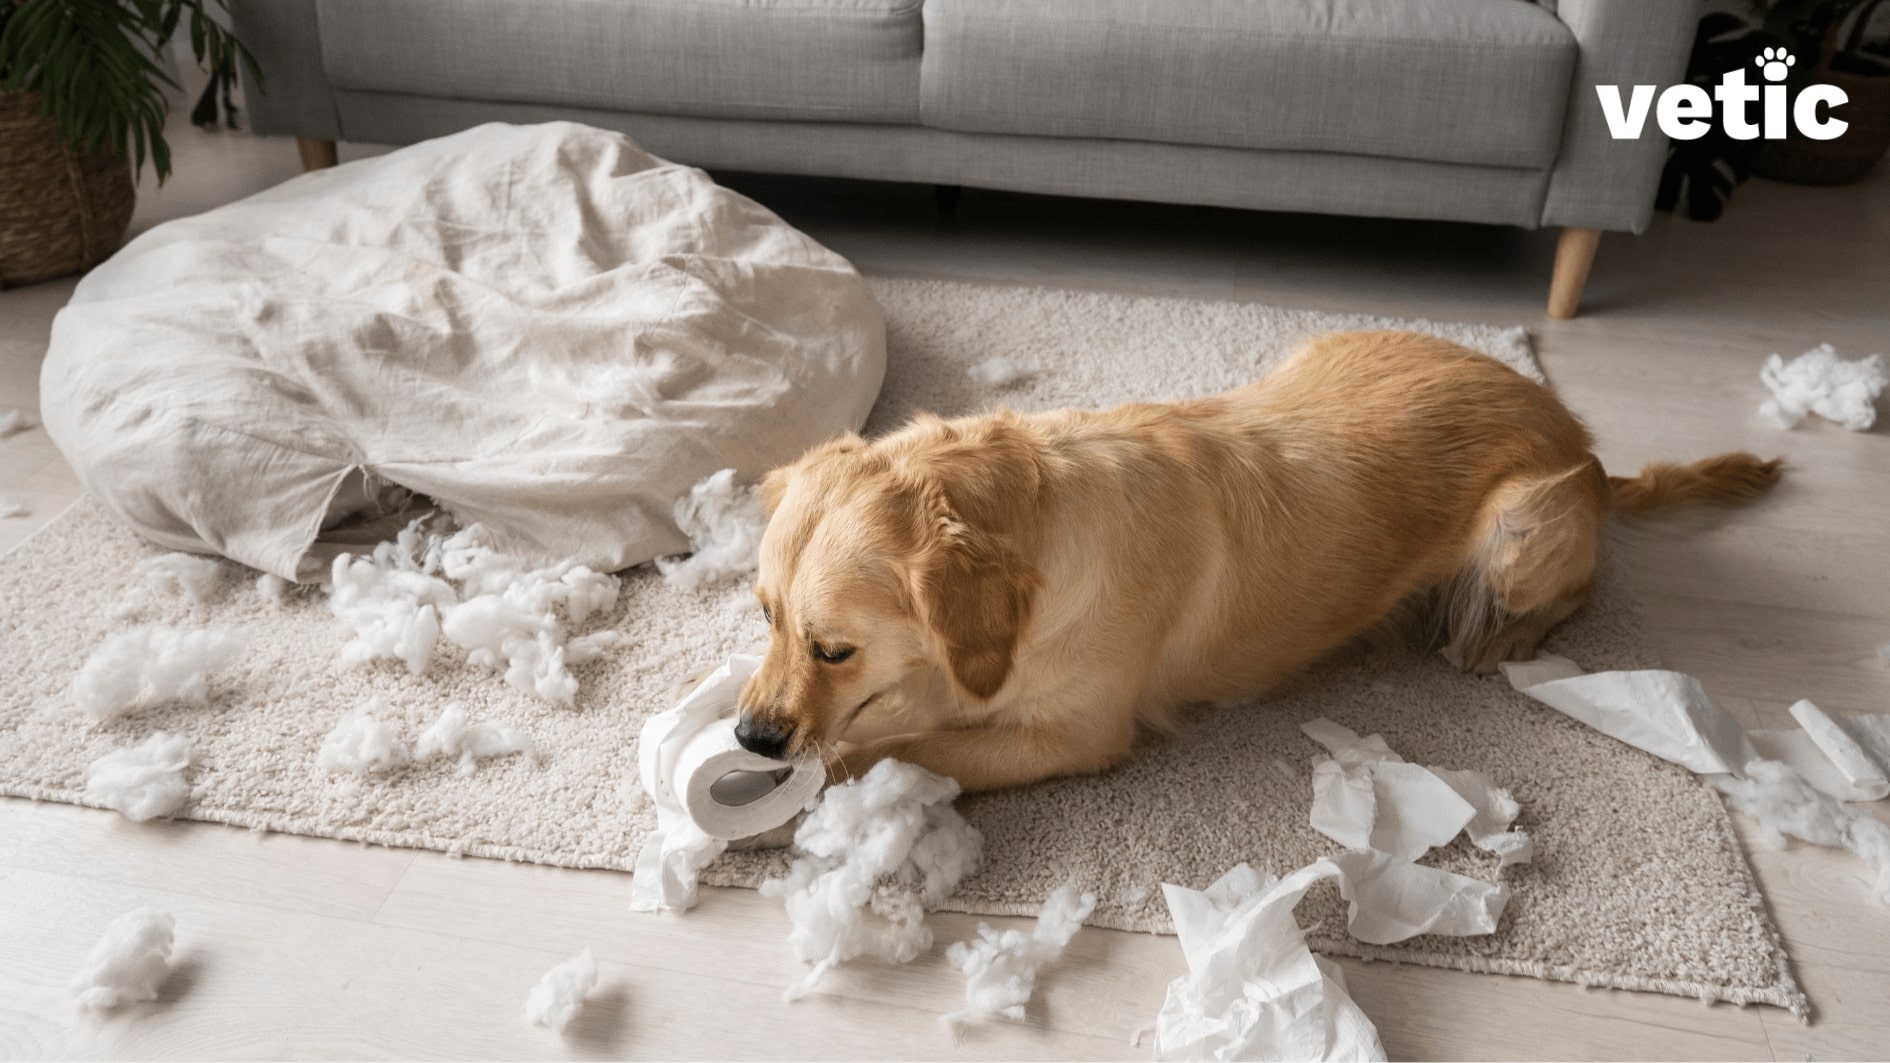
[1607,452,1783,519]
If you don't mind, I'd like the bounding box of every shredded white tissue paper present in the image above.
[525,946,598,1033]
[0,407,30,437]
[70,908,175,1010]
[942,881,1096,1030]
[323,516,621,704]
[0,495,29,518]
[1325,850,1509,945]
[84,732,193,822]
[1153,862,1385,1062]
[415,702,537,775]
[317,699,410,775]
[1300,719,1531,870]
[655,469,767,592]
[1749,701,1890,803]
[71,626,247,723]
[1714,759,1890,903]
[762,759,983,1000]
[1759,343,1887,431]
[968,358,1035,388]
[1500,654,1757,776]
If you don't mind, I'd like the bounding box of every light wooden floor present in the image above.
[3,110,1888,1061]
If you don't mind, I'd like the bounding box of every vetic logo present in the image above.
[1597,48,1849,142]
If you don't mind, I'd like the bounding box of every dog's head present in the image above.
[733,416,1042,761]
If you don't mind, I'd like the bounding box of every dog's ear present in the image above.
[761,433,869,518]
[914,493,1040,700]
[905,417,1044,700]
[758,467,789,519]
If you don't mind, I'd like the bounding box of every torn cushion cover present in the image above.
[41,122,886,579]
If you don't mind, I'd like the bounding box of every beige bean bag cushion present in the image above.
[42,122,885,578]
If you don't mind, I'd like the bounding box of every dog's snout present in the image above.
[733,713,793,760]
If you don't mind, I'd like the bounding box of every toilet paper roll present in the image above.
[637,653,823,841]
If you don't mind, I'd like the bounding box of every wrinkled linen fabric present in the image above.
[42,122,886,579]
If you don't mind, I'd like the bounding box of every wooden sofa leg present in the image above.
[1547,227,1601,319]
[296,137,339,172]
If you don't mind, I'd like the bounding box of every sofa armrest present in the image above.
[230,0,342,141]
[1540,0,1697,233]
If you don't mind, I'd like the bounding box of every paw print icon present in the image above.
[1756,47,1796,82]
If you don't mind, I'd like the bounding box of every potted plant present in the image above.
[0,0,257,288]
[1751,0,1890,184]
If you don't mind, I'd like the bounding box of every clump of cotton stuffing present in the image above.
[317,699,410,776]
[71,627,247,724]
[942,881,1095,1032]
[256,573,292,604]
[968,358,1036,388]
[526,947,598,1033]
[70,908,176,1009]
[320,516,620,705]
[1759,344,1887,431]
[762,759,983,1000]
[655,469,767,592]
[1714,758,1890,903]
[415,703,537,775]
[84,732,193,822]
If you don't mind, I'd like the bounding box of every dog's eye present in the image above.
[761,603,773,625]
[811,643,854,665]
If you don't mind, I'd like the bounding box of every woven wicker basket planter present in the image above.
[0,89,136,289]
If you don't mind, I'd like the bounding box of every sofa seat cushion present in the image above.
[316,0,923,124]
[920,0,1577,169]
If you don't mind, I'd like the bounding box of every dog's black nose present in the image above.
[733,713,792,760]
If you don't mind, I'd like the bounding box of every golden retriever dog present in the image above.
[733,330,1780,792]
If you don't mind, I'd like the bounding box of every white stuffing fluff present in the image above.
[110,552,228,620]
[415,702,537,775]
[655,469,767,592]
[323,517,621,703]
[134,552,226,606]
[317,699,411,776]
[255,573,291,604]
[70,908,175,1009]
[968,357,1035,387]
[762,759,984,1000]
[653,467,763,590]
[1714,758,1890,903]
[525,947,598,1034]
[0,407,30,437]
[942,881,1095,1031]
[71,627,247,724]
[0,495,29,518]
[84,732,193,822]
[1759,343,1887,431]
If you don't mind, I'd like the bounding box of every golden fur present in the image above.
[738,330,1781,792]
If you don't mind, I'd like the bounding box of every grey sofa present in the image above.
[231,0,1696,318]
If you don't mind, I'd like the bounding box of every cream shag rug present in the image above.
[0,278,1804,1015]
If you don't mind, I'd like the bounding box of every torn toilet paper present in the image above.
[1301,719,1532,871]
[1499,654,1757,776]
[1749,701,1890,803]
[1153,862,1385,1062]
[629,654,823,912]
